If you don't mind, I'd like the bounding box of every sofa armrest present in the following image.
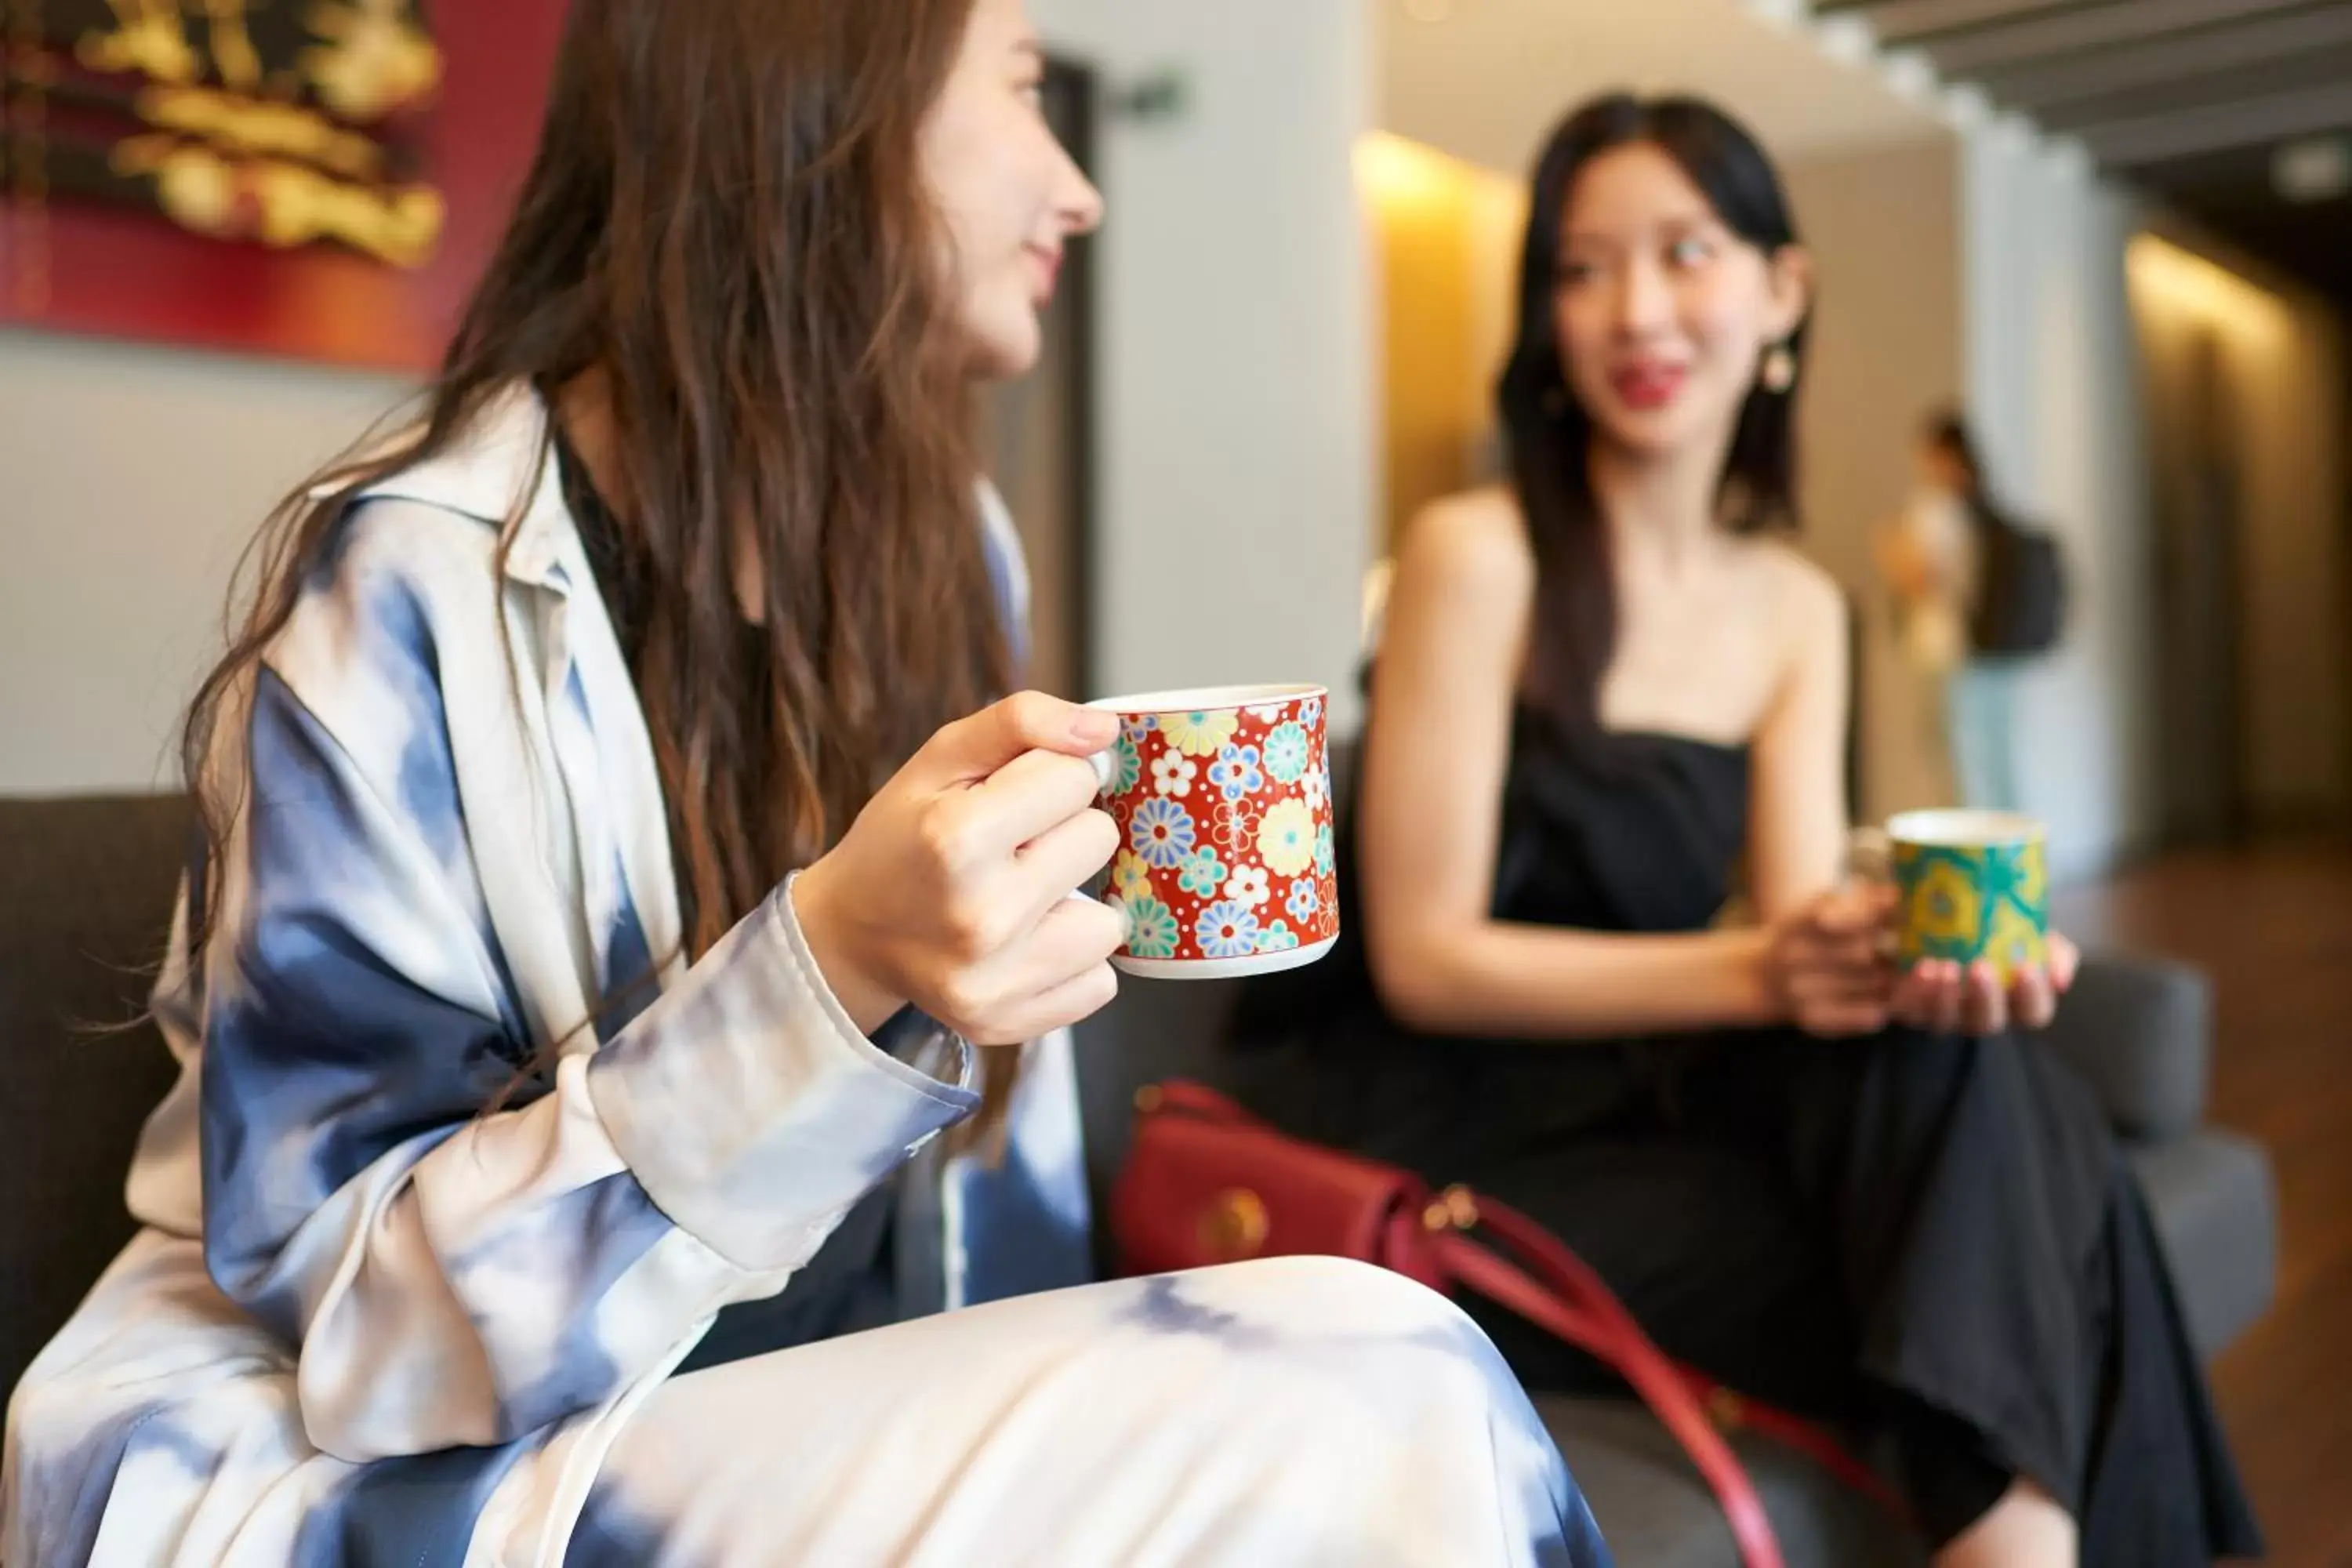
[2041,953,2213,1142]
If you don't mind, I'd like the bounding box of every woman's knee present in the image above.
[1873,1025,2110,1134]
[1156,1255,1542,1436]
[1172,1254,1477,1338]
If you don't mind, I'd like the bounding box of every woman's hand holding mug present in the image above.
[793,692,1127,1046]
[1889,935,2078,1036]
[1880,809,2077,1036]
[1769,881,2079,1040]
[1798,811,2078,1040]
[1768,884,1902,1040]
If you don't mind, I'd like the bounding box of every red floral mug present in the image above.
[1084,684,1340,978]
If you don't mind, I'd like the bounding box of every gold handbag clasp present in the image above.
[1197,1189,1272,1259]
[1422,1185,1479,1232]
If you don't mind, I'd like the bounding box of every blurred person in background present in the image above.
[1234,93,2256,1568]
[0,2,1604,1563]
[1878,411,2067,814]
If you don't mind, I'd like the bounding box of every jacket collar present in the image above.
[312,382,575,590]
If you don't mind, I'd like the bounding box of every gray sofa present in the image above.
[1068,949,2276,1566]
[2,793,2278,1566]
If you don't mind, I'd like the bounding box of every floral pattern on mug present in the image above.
[1302,758,1330,812]
[1905,858,1983,952]
[1120,894,1181,960]
[1891,829,2049,983]
[1163,710,1240,758]
[1224,863,1271,909]
[1196,900,1262,960]
[1109,733,1142,797]
[1094,688,1341,967]
[1987,900,2045,978]
[1176,847,1229,899]
[1209,798,1260,858]
[1109,851,1154,902]
[1263,722,1310,786]
[1151,751,1198,800]
[1208,743,1265,803]
[1258,799,1316,879]
[2013,850,2047,912]
[1130,797,1196,869]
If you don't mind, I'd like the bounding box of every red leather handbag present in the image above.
[1111,1080,1907,1568]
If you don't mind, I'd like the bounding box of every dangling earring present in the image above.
[1761,341,1797,394]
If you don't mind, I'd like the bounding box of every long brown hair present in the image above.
[183,0,1007,1031]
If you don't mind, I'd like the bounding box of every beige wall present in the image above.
[1788,125,2184,880]
[0,329,406,793]
[1358,132,1524,552]
[1782,135,1968,824]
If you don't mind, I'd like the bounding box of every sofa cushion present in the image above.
[0,793,191,1404]
[1071,959,2274,1567]
[1538,1396,1922,1568]
[2041,954,2212,1142]
[2129,1130,2277,1359]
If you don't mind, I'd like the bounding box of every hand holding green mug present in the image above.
[1879,810,2078,1034]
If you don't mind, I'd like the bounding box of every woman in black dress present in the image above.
[1234,95,2258,1566]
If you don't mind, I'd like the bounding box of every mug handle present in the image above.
[1080,747,1123,931]
[1845,827,1901,963]
[1844,826,1893,887]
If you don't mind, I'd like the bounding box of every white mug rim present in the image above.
[1086,682,1326,717]
[1112,935,1340,982]
[1886,808,2047,848]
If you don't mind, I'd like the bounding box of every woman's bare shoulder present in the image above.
[1739,535,1851,682]
[1397,486,1535,607]
[1744,535,1847,630]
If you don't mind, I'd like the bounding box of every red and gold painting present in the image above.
[0,1,568,370]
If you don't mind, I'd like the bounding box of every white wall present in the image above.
[0,330,407,793]
[2,0,1378,792]
[1782,134,1967,823]
[1962,126,2158,880]
[1380,0,1946,177]
[1032,0,1377,723]
[1784,116,2167,877]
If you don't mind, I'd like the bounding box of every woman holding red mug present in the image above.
[0,3,1603,1563]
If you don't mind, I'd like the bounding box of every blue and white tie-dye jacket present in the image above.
[4,384,1092,1556]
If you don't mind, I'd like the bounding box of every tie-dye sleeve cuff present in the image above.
[585,878,978,1272]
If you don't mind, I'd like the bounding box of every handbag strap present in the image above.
[1123,1085,1903,1554]
[1451,1193,1907,1519]
[1435,1232,1785,1568]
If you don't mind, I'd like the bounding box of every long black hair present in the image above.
[1497,93,1808,731]
[1925,408,1989,507]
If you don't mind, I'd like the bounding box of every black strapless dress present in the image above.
[1231,708,2260,1560]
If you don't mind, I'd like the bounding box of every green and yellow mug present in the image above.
[1886,810,2049,982]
